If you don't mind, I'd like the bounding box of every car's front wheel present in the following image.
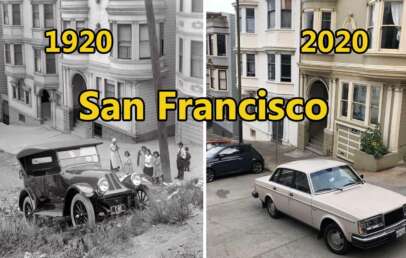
[265,197,280,218]
[135,188,149,210]
[252,161,263,174]
[207,169,215,183]
[22,196,37,225]
[70,194,96,227]
[324,223,350,255]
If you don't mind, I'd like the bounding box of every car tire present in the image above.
[207,169,215,183]
[324,223,350,255]
[22,196,37,225]
[252,161,264,174]
[135,188,150,210]
[70,194,96,228]
[265,197,280,218]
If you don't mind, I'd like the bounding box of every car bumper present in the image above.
[96,189,136,215]
[351,219,406,249]
[252,190,259,198]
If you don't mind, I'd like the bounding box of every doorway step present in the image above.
[71,121,92,139]
[306,133,324,155]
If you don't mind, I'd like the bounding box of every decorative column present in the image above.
[389,86,403,152]
[383,86,393,146]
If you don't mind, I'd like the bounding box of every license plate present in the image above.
[396,227,406,238]
[111,204,125,215]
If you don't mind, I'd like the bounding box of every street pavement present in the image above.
[207,141,406,258]
[0,123,203,185]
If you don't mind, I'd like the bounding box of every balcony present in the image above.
[106,0,166,18]
[5,64,26,77]
[60,0,89,19]
[2,25,24,40]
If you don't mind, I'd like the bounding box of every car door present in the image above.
[270,168,295,213]
[214,146,243,175]
[288,171,313,226]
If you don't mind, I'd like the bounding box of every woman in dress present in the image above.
[122,151,134,175]
[143,149,153,177]
[152,151,163,184]
[110,138,122,172]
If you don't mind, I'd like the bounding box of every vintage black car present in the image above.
[17,139,149,227]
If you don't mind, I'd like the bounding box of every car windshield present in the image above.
[311,166,362,193]
[57,146,99,168]
[207,146,224,159]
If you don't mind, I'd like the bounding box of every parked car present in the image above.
[207,144,264,182]
[252,159,406,254]
[17,139,150,227]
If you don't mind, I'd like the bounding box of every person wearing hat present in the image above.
[110,138,122,172]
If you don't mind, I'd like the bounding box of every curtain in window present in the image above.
[118,24,131,59]
[391,2,403,40]
[191,41,203,78]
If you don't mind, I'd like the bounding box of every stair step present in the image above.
[305,144,324,156]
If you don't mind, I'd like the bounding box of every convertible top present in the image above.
[16,139,103,159]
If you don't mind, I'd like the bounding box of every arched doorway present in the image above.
[40,89,51,123]
[72,73,87,127]
[307,81,328,150]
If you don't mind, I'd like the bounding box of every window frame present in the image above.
[43,4,54,28]
[11,4,21,26]
[245,8,255,33]
[139,24,151,60]
[190,40,203,78]
[117,23,132,60]
[216,34,226,56]
[32,4,40,28]
[281,0,292,29]
[267,0,276,29]
[280,54,291,82]
[218,70,227,91]
[34,48,42,73]
[267,53,276,81]
[14,44,23,65]
[246,53,256,77]
[380,0,403,49]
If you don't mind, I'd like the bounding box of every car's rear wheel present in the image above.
[324,223,350,255]
[265,197,280,218]
[207,169,215,183]
[135,188,149,210]
[70,194,95,228]
[23,196,37,225]
[252,161,263,174]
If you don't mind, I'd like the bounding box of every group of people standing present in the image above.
[109,138,192,183]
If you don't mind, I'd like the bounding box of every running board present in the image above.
[34,209,63,217]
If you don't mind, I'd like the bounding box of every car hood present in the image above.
[314,183,406,220]
[63,163,116,188]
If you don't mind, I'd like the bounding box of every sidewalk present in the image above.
[0,123,203,182]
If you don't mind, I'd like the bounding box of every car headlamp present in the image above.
[98,177,109,193]
[358,214,384,235]
[131,173,142,186]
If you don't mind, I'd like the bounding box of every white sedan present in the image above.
[252,159,406,254]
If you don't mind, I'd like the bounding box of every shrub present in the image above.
[360,126,388,159]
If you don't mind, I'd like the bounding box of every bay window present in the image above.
[34,49,41,73]
[118,24,131,59]
[281,54,291,82]
[352,84,367,121]
[381,0,403,49]
[139,24,150,59]
[246,54,255,77]
[267,54,275,81]
[281,0,292,28]
[218,70,227,90]
[32,4,40,28]
[267,0,276,29]
[246,8,255,33]
[44,4,54,28]
[191,41,203,78]
[12,4,20,25]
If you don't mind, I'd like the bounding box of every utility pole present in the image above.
[236,0,243,144]
[144,0,171,182]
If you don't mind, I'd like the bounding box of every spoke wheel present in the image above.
[207,169,215,183]
[70,194,95,228]
[23,196,37,225]
[324,223,350,255]
[252,162,263,174]
[136,189,149,210]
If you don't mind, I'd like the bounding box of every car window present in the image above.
[275,169,295,188]
[311,165,363,193]
[219,147,240,156]
[294,172,310,194]
[270,169,281,182]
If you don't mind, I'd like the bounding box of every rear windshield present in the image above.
[57,146,99,168]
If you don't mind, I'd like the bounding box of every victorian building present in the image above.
[299,0,406,164]
[175,0,203,144]
[1,0,178,142]
[206,12,237,138]
[237,0,301,145]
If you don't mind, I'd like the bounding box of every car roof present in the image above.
[277,159,348,174]
[16,139,103,159]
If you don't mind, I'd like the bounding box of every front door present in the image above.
[288,171,313,225]
[270,168,295,213]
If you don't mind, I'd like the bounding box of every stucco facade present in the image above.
[206,12,237,138]
[299,0,406,163]
[237,0,300,145]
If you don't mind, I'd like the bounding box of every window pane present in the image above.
[267,0,276,29]
[352,84,367,121]
[267,54,275,80]
[246,8,255,33]
[281,0,292,28]
[46,54,56,74]
[118,24,132,59]
[3,4,9,25]
[191,41,203,78]
[281,54,291,82]
[276,169,294,187]
[246,54,255,77]
[12,4,20,25]
[160,23,164,56]
[118,82,124,98]
[34,49,41,73]
[370,86,381,124]
[304,11,314,29]
[321,12,332,29]
[32,4,40,28]
[294,172,310,193]
[44,4,54,28]
[105,80,115,98]
[5,44,11,64]
[192,0,202,13]
[340,83,349,117]
[217,34,226,56]
[219,70,227,90]
[381,1,403,49]
[139,24,150,59]
[14,44,23,65]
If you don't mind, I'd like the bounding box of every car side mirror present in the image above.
[360,174,364,179]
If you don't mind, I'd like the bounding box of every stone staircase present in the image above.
[306,133,324,155]
[71,121,92,138]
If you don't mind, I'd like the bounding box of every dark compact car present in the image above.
[17,140,149,227]
[206,144,264,182]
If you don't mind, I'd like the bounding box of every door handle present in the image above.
[273,187,277,190]
[289,193,294,197]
